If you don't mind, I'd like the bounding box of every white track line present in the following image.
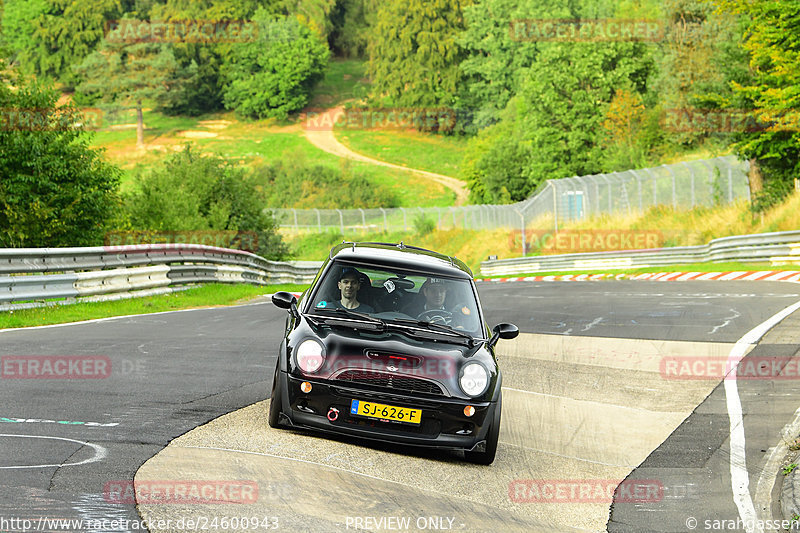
[0,434,107,469]
[724,299,800,533]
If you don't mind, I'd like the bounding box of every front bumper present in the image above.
[279,372,497,451]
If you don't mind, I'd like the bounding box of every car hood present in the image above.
[288,318,499,400]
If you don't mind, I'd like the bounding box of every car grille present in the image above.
[334,370,445,396]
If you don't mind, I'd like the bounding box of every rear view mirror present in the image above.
[272,292,299,319]
[488,323,519,347]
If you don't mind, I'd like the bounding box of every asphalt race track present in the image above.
[2,280,800,532]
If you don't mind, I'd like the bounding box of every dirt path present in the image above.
[303,106,469,206]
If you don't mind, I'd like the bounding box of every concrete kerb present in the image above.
[475,270,800,284]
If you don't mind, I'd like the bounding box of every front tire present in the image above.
[268,365,284,429]
[464,393,501,465]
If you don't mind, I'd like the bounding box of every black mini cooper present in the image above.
[269,242,518,464]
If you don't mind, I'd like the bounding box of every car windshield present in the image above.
[308,263,484,337]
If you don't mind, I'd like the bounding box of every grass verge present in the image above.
[0,283,309,330]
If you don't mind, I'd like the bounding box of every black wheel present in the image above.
[464,392,501,465]
[268,365,285,429]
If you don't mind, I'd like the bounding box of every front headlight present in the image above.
[459,362,489,397]
[296,339,325,374]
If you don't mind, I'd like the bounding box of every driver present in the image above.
[403,277,449,318]
[331,267,375,313]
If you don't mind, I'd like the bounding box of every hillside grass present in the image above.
[308,59,370,107]
[335,130,470,178]
[89,110,453,206]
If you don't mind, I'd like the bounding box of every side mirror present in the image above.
[488,323,519,348]
[272,292,299,318]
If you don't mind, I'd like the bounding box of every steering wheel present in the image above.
[417,309,452,325]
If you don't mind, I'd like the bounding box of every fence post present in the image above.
[699,159,715,204]
[336,209,343,234]
[662,165,677,207]
[642,168,656,206]
[681,162,696,208]
[379,207,387,232]
[631,170,643,211]
[728,165,733,203]
[292,209,298,230]
[514,208,526,256]
[552,182,558,233]
[401,207,407,231]
[576,176,590,218]
[359,208,366,229]
[315,208,321,232]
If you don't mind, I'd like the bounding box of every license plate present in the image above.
[350,399,422,425]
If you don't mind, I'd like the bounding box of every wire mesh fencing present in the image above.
[273,156,750,233]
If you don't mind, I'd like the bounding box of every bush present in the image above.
[122,145,289,260]
[253,154,398,209]
[412,214,436,236]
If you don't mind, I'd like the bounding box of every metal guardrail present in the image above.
[0,244,323,310]
[480,231,800,277]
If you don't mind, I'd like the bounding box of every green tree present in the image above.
[124,145,289,260]
[368,0,470,109]
[458,0,572,130]
[2,0,127,87]
[0,79,121,247]
[221,8,329,120]
[74,29,197,147]
[462,40,654,203]
[149,0,287,115]
[329,0,377,58]
[711,0,800,207]
[654,0,747,147]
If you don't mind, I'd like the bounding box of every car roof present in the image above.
[328,242,473,279]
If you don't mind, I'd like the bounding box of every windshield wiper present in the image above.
[312,307,386,330]
[391,318,475,346]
